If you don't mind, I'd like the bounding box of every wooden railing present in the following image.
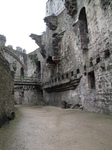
[14,76,41,86]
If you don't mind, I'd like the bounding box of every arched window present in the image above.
[79,7,89,50]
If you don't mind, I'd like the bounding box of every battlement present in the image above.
[0,34,6,47]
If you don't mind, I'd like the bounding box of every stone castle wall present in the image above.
[1,41,43,106]
[13,49,43,105]
[41,0,112,114]
[0,52,14,127]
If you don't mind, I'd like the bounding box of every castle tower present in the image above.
[0,34,6,47]
[16,46,23,52]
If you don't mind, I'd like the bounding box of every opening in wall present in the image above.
[37,61,41,78]
[77,68,80,74]
[84,72,87,76]
[62,75,64,80]
[84,65,86,71]
[55,78,57,82]
[71,71,74,76]
[96,56,100,64]
[58,77,60,81]
[89,57,93,67]
[79,7,89,50]
[66,73,69,78]
[88,71,96,89]
[104,49,110,58]
[20,67,24,77]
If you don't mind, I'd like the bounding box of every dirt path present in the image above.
[0,105,112,150]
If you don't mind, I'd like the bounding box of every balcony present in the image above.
[43,70,82,92]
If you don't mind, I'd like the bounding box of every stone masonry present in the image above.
[31,0,112,114]
[0,35,43,112]
[0,50,14,127]
[0,0,112,117]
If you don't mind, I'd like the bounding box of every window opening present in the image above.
[62,75,64,80]
[66,73,69,78]
[58,77,60,81]
[79,7,89,50]
[90,57,93,67]
[77,69,80,74]
[96,57,100,64]
[105,49,110,58]
[88,71,95,89]
[84,65,86,71]
[71,71,74,76]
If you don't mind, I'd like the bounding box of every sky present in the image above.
[0,0,47,53]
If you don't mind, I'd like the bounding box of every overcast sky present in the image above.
[0,0,47,53]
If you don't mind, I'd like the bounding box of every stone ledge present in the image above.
[43,76,81,93]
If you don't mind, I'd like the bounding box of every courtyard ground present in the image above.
[0,105,112,150]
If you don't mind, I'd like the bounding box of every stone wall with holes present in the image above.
[46,0,65,16]
[0,52,14,127]
[41,0,112,114]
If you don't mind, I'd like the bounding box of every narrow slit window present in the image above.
[71,71,74,76]
[105,49,110,58]
[88,71,96,89]
[66,73,69,78]
[58,77,60,81]
[96,57,100,64]
[77,69,80,74]
[62,75,64,80]
[55,78,57,82]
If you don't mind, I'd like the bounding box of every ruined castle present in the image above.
[31,0,112,114]
[0,35,14,127]
[0,0,112,126]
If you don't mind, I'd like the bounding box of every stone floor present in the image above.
[0,105,112,150]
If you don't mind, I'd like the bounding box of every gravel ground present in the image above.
[0,105,112,150]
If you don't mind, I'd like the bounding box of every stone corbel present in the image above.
[44,15,58,31]
[30,34,41,47]
[30,34,46,58]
